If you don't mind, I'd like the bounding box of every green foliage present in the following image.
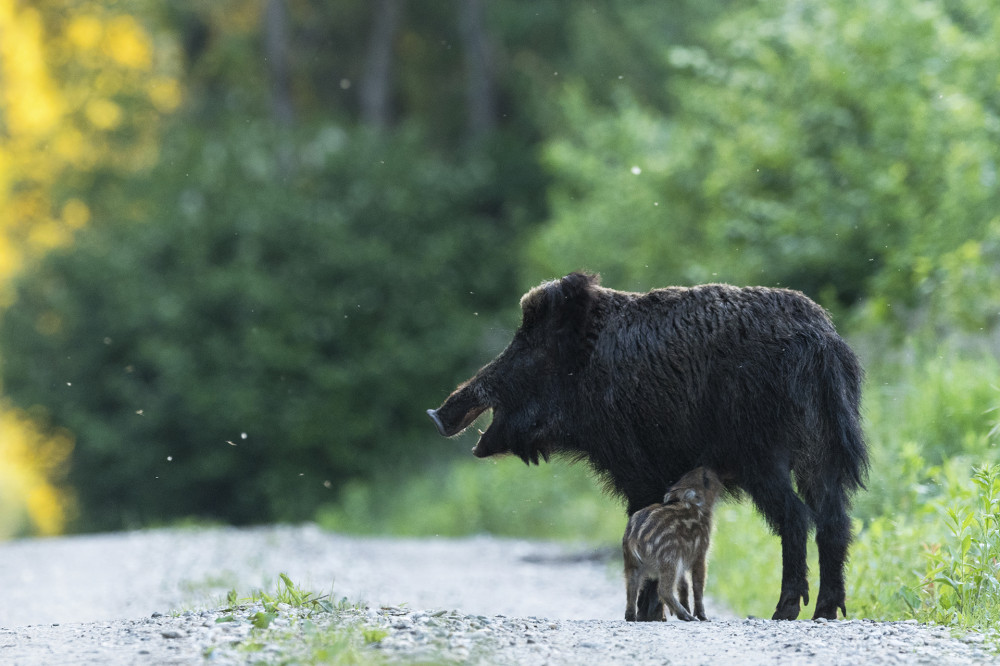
[707,501,793,618]
[531,0,1000,325]
[0,126,525,530]
[216,574,387,664]
[362,627,389,645]
[920,465,1000,628]
[222,573,339,618]
[855,342,1000,521]
[317,456,624,542]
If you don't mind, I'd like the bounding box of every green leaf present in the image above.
[251,611,278,629]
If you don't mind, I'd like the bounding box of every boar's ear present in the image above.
[553,272,600,368]
[521,273,599,328]
[519,273,599,369]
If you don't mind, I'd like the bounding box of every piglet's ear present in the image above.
[682,488,702,507]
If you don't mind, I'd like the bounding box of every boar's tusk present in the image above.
[426,409,448,437]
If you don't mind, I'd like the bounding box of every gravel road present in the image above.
[0,524,993,664]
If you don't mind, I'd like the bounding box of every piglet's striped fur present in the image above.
[623,467,722,622]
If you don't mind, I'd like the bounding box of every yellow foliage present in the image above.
[66,14,103,50]
[61,199,91,229]
[105,15,152,69]
[0,404,76,537]
[85,97,123,129]
[0,4,64,136]
[149,77,183,113]
[0,2,183,534]
[0,0,182,300]
[53,128,89,166]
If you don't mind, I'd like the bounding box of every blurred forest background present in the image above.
[2,0,1000,625]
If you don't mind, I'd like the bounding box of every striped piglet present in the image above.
[623,467,722,622]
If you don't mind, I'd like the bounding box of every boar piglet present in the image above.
[623,467,722,622]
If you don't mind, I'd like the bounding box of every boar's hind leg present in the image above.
[636,579,665,621]
[744,472,812,621]
[801,479,852,620]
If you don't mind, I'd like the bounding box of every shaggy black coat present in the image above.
[428,272,869,621]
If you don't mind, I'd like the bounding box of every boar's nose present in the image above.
[426,409,448,437]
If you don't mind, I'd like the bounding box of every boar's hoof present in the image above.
[426,409,447,437]
[772,587,807,620]
[771,600,802,621]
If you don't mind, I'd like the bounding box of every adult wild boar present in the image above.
[427,272,868,621]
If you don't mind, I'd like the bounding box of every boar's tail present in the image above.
[821,337,870,493]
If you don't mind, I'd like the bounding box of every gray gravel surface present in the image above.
[0,524,993,664]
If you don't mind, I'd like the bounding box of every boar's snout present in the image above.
[426,409,448,437]
[427,381,490,437]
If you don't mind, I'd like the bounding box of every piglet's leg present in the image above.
[624,566,641,622]
[658,565,696,622]
[678,575,690,614]
[691,554,709,621]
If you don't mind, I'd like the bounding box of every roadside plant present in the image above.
[921,464,1000,629]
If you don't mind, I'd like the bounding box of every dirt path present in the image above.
[0,525,992,664]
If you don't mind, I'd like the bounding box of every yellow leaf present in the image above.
[0,6,63,135]
[66,15,102,50]
[148,77,182,113]
[85,97,122,130]
[105,15,152,70]
[61,198,90,229]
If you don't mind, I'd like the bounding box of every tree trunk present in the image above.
[458,0,496,143]
[264,0,295,127]
[361,0,403,129]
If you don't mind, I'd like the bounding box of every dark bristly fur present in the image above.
[623,467,721,622]
[428,272,869,621]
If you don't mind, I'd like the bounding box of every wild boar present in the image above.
[427,272,868,621]
[623,466,722,622]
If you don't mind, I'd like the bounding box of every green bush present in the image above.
[530,0,1000,326]
[0,126,526,530]
[317,455,624,542]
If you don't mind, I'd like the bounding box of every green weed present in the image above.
[362,628,389,644]
[214,574,390,664]
[222,572,339,616]
[920,464,1000,629]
